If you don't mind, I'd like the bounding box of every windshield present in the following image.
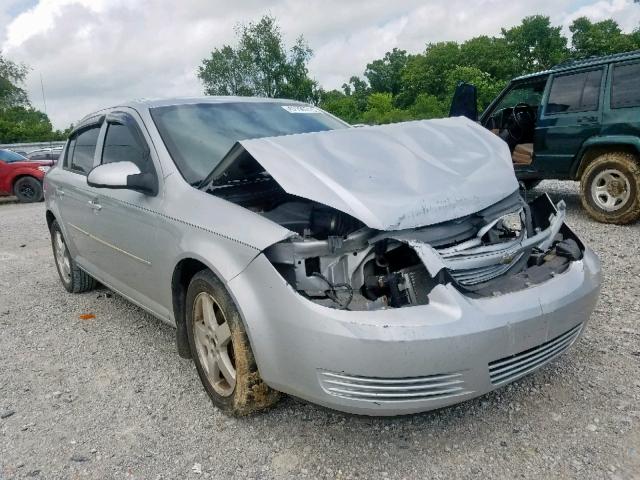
[0,149,28,163]
[492,79,547,113]
[150,102,348,184]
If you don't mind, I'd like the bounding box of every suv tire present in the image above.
[186,269,280,415]
[50,220,97,293]
[14,176,43,203]
[580,151,640,224]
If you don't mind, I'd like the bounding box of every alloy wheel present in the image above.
[53,230,72,282]
[192,292,236,397]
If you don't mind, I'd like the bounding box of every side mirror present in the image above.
[87,161,157,195]
[449,82,478,121]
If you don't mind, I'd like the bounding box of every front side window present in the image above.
[69,127,100,174]
[101,123,149,172]
[611,62,640,109]
[150,102,348,185]
[546,69,603,115]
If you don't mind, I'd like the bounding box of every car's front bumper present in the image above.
[227,246,601,415]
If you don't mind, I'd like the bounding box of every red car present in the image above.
[0,149,52,202]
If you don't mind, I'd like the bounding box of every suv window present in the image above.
[69,127,100,174]
[611,62,640,109]
[101,123,149,171]
[492,80,547,112]
[546,69,603,114]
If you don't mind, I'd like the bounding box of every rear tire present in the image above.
[14,176,43,203]
[50,220,97,293]
[186,269,280,416]
[580,151,640,224]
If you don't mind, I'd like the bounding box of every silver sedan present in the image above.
[44,97,601,416]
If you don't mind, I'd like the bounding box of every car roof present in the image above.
[512,49,640,82]
[77,96,306,125]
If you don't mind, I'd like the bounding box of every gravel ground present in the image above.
[0,180,639,480]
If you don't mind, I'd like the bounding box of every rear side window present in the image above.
[546,69,603,114]
[611,62,640,109]
[68,127,100,174]
[101,123,149,172]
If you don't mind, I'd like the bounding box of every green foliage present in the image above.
[0,52,66,143]
[198,15,317,102]
[320,14,638,126]
[0,52,29,110]
[0,107,55,142]
[364,48,408,96]
[570,17,640,58]
[501,15,569,72]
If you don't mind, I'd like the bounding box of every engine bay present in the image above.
[205,157,584,311]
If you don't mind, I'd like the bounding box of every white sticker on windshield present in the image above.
[281,105,322,114]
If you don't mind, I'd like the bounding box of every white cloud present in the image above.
[2,0,639,129]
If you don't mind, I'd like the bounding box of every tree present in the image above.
[0,52,29,109]
[0,107,56,143]
[570,17,640,58]
[0,52,70,142]
[198,15,317,102]
[341,75,370,112]
[501,15,569,73]
[364,48,408,96]
[361,93,410,125]
[317,89,361,124]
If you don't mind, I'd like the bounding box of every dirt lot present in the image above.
[0,181,639,479]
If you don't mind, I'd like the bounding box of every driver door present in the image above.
[87,110,170,320]
[534,67,605,176]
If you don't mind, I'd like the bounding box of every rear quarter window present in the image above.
[611,62,640,109]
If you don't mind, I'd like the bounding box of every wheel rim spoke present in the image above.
[216,351,236,386]
[214,321,232,347]
[192,292,236,397]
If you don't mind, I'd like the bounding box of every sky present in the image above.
[1,0,639,129]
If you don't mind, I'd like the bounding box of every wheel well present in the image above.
[575,145,639,179]
[171,258,209,358]
[46,210,56,231]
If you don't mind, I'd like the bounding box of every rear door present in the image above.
[55,123,103,268]
[534,67,606,176]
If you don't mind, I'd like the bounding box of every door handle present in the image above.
[578,115,598,123]
[57,189,65,197]
[88,199,102,211]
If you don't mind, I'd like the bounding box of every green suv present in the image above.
[463,51,640,224]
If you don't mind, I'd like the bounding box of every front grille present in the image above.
[488,323,583,385]
[318,371,472,402]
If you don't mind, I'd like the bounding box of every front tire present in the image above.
[186,269,280,415]
[50,220,97,293]
[14,176,43,203]
[580,151,640,224]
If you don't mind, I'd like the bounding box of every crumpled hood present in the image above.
[238,116,519,230]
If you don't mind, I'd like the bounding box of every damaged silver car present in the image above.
[44,97,601,416]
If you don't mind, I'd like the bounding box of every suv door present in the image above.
[87,110,170,320]
[55,123,103,268]
[535,67,606,176]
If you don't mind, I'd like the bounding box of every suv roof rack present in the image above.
[551,49,640,71]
